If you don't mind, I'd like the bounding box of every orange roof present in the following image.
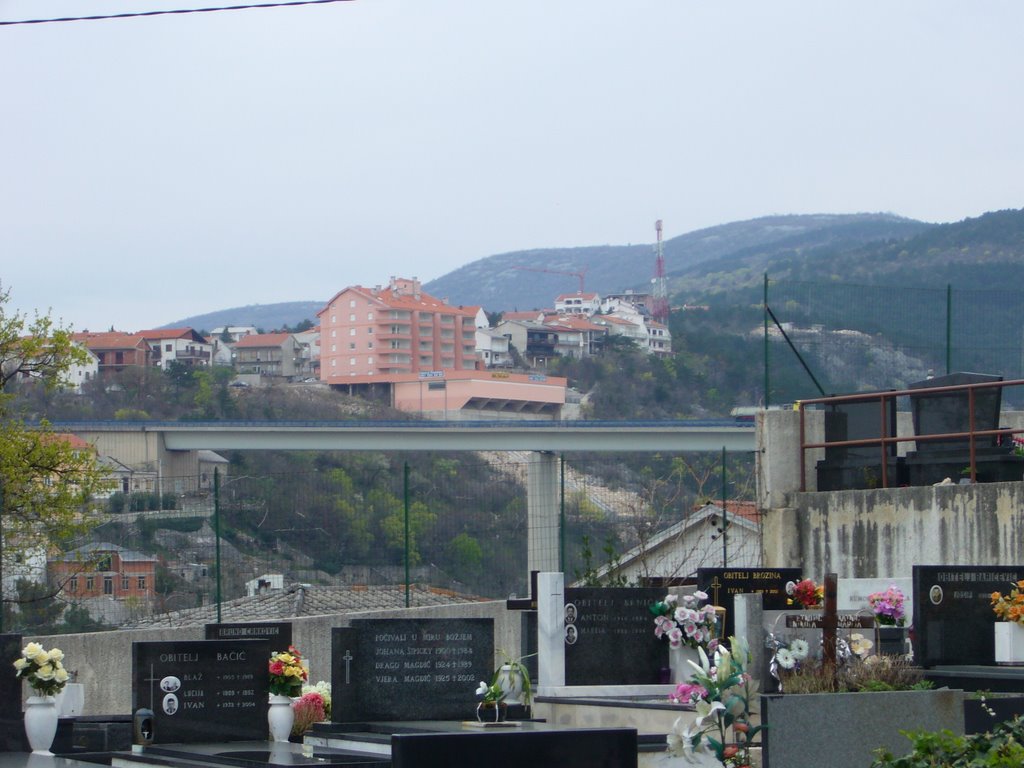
[502,311,546,322]
[319,281,476,319]
[234,333,294,348]
[72,332,150,350]
[696,500,760,524]
[44,433,96,453]
[556,292,599,301]
[136,328,203,341]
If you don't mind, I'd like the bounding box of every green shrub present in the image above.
[872,715,1024,767]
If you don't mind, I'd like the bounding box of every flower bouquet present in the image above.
[13,643,69,697]
[269,646,307,697]
[867,584,906,626]
[474,679,507,722]
[650,590,719,650]
[786,578,823,608]
[991,580,1024,624]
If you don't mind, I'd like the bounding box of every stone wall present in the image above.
[27,600,518,716]
[759,408,1024,577]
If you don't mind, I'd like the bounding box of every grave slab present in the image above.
[698,567,801,638]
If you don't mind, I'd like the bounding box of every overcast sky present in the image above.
[2,1,1022,332]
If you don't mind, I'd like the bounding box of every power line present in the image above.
[0,0,354,27]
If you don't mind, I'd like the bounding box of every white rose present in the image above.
[48,648,64,663]
[23,643,44,660]
[32,650,50,666]
[13,658,29,671]
[36,664,55,681]
[54,667,70,684]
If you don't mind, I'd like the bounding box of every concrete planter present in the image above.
[761,689,964,768]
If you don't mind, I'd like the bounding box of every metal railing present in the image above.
[798,378,1024,491]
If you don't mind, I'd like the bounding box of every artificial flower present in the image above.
[13,643,69,696]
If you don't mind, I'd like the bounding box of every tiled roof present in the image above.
[502,311,546,322]
[234,333,294,348]
[123,583,487,629]
[556,292,598,301]
[72,332,150,350]
[136,328,201,340]
[54,541,159,563]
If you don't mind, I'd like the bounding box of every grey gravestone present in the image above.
[698,568,801,639]
[563,586,665,685]
[332,618,494,721]
[205,622,292,649]
[913,564,1024,666]
[0,634,24,752]
[909,372,1003,453]
[132,639,269,743]
[817,396,904,490]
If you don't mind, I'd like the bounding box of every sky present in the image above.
[2,1,1023,332]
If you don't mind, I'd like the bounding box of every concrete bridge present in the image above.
[56,419,755,574]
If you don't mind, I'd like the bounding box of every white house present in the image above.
[137,328,213,370]
[555,292,602,316]
[476,328,513,368]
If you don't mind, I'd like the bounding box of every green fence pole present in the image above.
[764,273,770,408]
[404,462,410,608]
[946,284,952,375]
[721,447,728,568]
[559,454,566,573]
[214,468,222,624]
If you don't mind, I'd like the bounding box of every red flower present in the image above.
[269,660,284,676]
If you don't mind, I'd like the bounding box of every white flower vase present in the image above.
[24,695,59,755]
[494,665,524,705]
[268,694,294,743]
[669,644,701,684]
[995,622,1024,664]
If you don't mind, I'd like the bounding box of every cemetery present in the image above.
[5,375,1024,767]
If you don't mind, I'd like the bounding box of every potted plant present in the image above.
[991,580,1024,664]
[13,642,70,754]
[268,646,307,742]
[868,584,908,656]
[492,651,533,707]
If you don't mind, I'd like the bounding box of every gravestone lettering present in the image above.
[205,621,292,648]
[698,567,801,638]
[332,618,494,721]
[913,564,1024,666]
[785,614,872,629]
[563,586,665,685]
[132,639,269,743]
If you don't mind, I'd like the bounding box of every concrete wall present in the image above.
[30,600,519,717]
[759,408,1024,578]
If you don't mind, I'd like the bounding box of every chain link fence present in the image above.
[2,451,755,633]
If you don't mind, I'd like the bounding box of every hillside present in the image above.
[165,301,325,333]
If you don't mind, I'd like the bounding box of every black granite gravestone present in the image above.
[0,634,25,752]
[816,396,905,490]
[132,639,270,743]
[913,564,1024,667]
[205,622,293,649]
[905,373,1024,485]
[698,568,802,639]
[331,618,494,721]
[563,586,665,685]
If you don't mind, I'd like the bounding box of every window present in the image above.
[367,312,374,320]
[138,575,147,590]
[165,343,172,352]
[69,577,78,593]
[331,359,337,367]
[349,314,356,322]
[367,342,373,349]
[367,327,373,334]
[350,358,356,365]
[122,575,130,590]
[349,299,356,308]
[350,329,356,336]
[349,343,355,350]
[86,576,94,591]
[331,315,336,323]
[367,357,374,364]
[331,330,336,338]
[103,576,113,595]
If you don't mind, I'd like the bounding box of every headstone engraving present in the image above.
[563,586,665,685]
[698,567,801,638]
[913,564,1024,666]
[331,618,494,721]
[205,621,292,648]
[132,639,269,742]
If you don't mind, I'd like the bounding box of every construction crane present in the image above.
[512,266,587,294]
[652,219,669,324]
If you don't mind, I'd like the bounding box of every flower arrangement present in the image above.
[291,691,327,738]
[13,642,70,697]
[268,646,307,697]
[650,590,719,650]
[773,637,810,673]
[302,680,332,719]
[991,580,1024,624]
[667,636,761,768]
[475,679,505,705]
[867,584,906,626]
[786,578,824,608]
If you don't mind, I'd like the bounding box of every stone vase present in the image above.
[268,694,295,742]
[669,643,701,684]
[24,695,59,755]
[494,664,525,705]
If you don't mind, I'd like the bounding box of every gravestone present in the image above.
[332,618,494,721]
[205,621,292,649]
[563,586,665,685]
[913,564,1024,666]
[698,567,801,639]
[0,634,24,752]
[816,396,904,490]
[132,639,269,743]
[905,372,1024,484]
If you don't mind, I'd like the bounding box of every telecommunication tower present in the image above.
[652,219,669,324]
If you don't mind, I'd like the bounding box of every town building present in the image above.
[72,332,152,373]
[554,291,602,316]
[137,328,213,370]
[232,332,304,380]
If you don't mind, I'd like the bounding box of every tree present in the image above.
[0,285,111,621]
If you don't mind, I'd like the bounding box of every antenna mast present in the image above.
[652,219,669,324]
